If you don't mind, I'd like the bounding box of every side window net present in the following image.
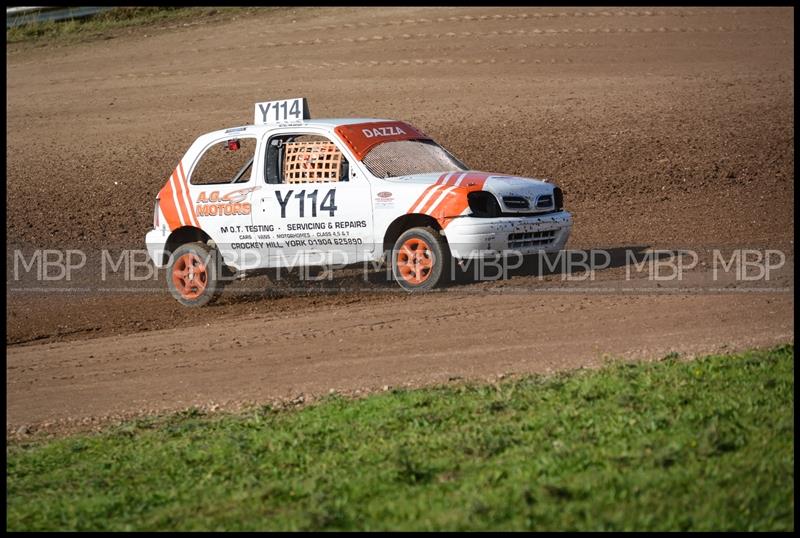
[282,140,344,183]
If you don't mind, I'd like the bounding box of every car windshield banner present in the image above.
[334,121,432,160]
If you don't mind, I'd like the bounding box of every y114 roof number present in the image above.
[254,98,309,125]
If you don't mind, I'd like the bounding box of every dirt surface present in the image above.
[6,7,794,436]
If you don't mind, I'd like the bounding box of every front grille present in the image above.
[469,191,564,218]
[508,230,557,249]
[502,196,529,209]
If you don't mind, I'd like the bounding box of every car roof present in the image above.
[214,118,397,136]
[302,118,395,128]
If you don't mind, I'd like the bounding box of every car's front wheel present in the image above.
[166,242,227,307]
[391,227,451,292]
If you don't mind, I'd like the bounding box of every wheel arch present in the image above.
[382,213,442,254]
[162,226,213,265]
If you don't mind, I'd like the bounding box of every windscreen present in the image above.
[361,140,467,178]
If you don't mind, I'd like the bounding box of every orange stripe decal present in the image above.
[406,172,449,214]
[407,171,494,228]
[171,171,190,226]
[438,172,491,227]
[417,184,450,215]
[420,172,468,215]
[177,162,200,228]
[158,179,182,231]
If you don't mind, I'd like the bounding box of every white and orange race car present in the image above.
[145,98,572,306]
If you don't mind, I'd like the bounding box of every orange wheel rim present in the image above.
[172,253,208,299]
[397,237,434,285]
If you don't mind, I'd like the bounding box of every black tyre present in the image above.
[391,226,451,291]
[166,242,227,307]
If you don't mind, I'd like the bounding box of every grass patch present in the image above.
[6,7,259,44]
[6,345,794,531]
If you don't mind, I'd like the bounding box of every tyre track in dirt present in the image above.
[7,289,793,437]
[242,8,763,37]
[193,25,770,52]
[10,23,780,85]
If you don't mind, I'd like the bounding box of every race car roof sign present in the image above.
[254,97,310,126]
[334,121,432,160]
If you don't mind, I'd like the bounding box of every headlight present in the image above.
[467,191,502,217]
[553,187,564,211]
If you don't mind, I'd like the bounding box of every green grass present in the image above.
[7,345,794,531]
[6,7,257,44]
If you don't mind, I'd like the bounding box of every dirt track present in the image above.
[6,7,794,435]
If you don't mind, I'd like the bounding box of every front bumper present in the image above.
[443,211,572,259]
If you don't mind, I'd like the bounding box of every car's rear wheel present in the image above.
[166,242,226,307]
[391,227,451,291]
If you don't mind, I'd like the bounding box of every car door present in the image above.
[184,134,266,271]
[250,128,375,270]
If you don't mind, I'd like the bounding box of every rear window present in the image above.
[361,140,467,178]
[191,138,256,185]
